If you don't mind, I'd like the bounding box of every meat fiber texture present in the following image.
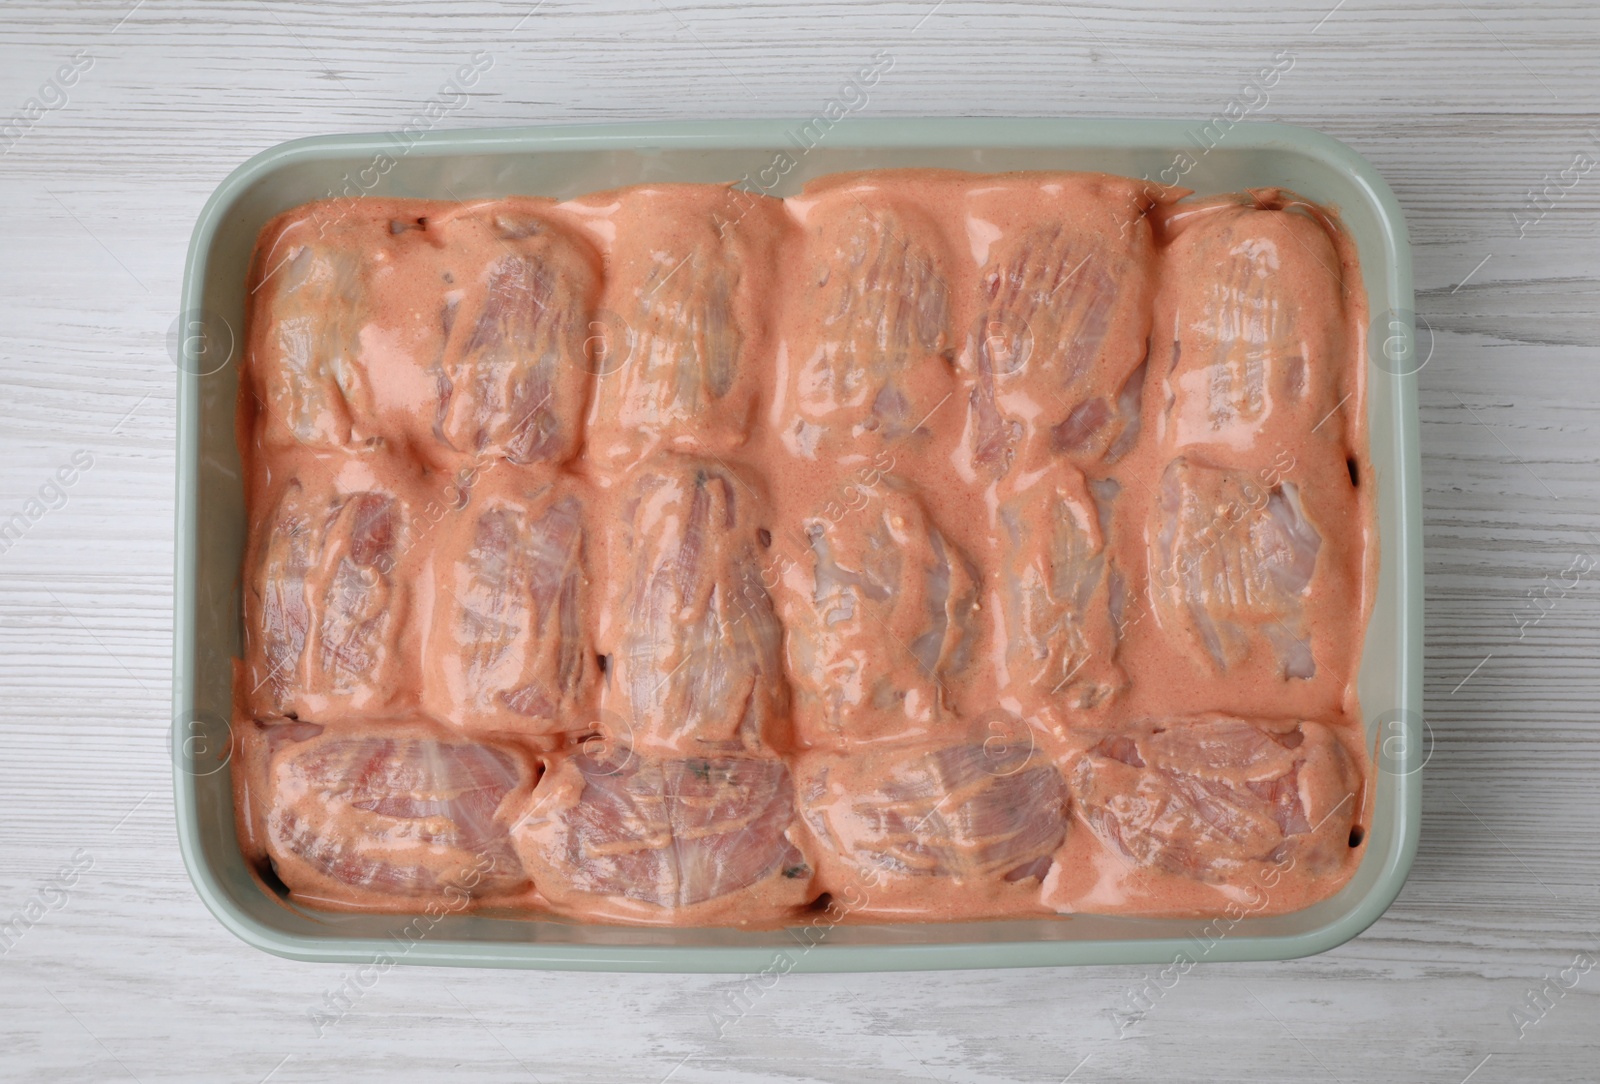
[513,747,813,924]
[795,729,1069,918]
[574,184,787,472]
[1062,717,1362,908]
[594,455,789,756]
[772,479,981,749]
[422,468,593,737]
[232,717,536,912]
[233,175,1373,927]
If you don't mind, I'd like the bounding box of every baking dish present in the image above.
[173,117,1421,970]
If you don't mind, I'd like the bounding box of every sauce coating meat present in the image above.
[958,173,1160,483]
[514,748,811,923]
[797,738,1068,916]
[423,470,592,736]
[775,175,960,459]
[597,455,789,755]
[995,470,1126,719]
[236,172,1372,925]
[578,185,787,470]
[1067,718,1360,885]
[244,468,417,720]
[1151,456,1322,679]
[234,720,533,910]
[436,219,597,466]
[774,481,980,748]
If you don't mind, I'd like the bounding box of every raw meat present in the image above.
[235,176,1374,926]
[776,482,980,747]
[798,740,1067,896]
[996,471,1125,713]
[437,211,599,464]
[1068,717,1359,882]
[1156,193,1352,465]
[252,240,369,449]
[252,721,532,906]
[778,181,957,458]
[425,471,591,734]
[246,474,411,717]
[584,185,785,469]
[1150,457,1322,678]
[517,748,811,918]
[601,456,787,753]
[961,174,1160,479]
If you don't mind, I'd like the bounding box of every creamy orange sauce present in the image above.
[233,171,1373,927]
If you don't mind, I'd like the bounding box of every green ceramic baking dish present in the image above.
[172,118,1421,971]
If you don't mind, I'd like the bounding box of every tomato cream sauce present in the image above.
[233,170,1373,927]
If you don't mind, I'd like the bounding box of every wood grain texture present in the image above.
[2,0,1599,1080]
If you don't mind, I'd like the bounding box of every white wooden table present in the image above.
[3,1,1598,1080]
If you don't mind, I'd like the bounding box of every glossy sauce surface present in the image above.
[234,171,1373,925]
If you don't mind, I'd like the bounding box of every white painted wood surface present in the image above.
[2,0,1598,1080]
